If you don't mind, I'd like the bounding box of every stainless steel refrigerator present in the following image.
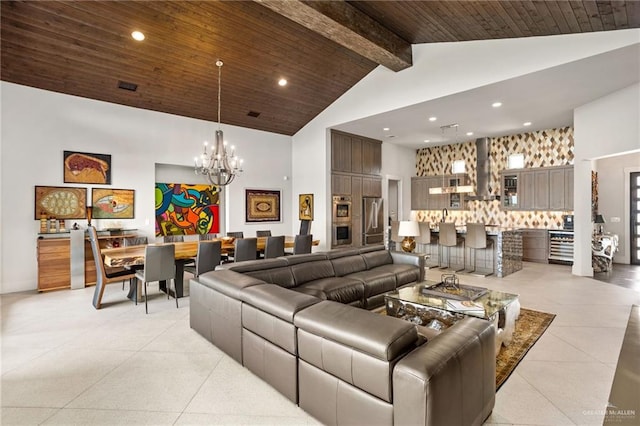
[362,197,384,245]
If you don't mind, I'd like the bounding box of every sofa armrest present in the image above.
[390,251,425,281]
[392,317,495,426]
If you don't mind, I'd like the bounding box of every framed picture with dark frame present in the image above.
[245,189,281,223]
[34,186,87,219]
[91,188,135,219]
[63,150,112,184]
[299,193,313,220]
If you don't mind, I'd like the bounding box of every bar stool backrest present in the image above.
[439,222,458,247]
[466,223,487,249]
[417,222,431,245]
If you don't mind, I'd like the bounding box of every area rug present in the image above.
[495,308,555,390]
[374,306,555,391]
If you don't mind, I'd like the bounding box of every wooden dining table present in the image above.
[101,236,319,298]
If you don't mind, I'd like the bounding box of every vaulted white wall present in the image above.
[0,83,292,293]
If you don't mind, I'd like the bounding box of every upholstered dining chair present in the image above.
[135,244,177,314]
[184,240,221,278]
[198,233,219,240]
[234,237,257,262]
[227,231,244,238]
[256,230,272,237]
[88,226,136,309]
[264,235,285,259]
[163,235,184,243]
[299,220,311,235]
[123,236,148,247]
[293,234,313,255]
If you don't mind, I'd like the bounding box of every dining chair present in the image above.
[88,226,136,310]
[123,236,148,247]
[264,235,285,259]
[163,235,184,243]
[227,231,244,238]
[199,233,218,240]
[184,240,221,278]
[135,244,177,314]
[299,220,311,235]
[234,237,257,262]
[256,230,272,237]
[293,234,313,255]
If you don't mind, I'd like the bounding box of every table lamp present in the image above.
[594,214,605,234]
[398,221,420,253]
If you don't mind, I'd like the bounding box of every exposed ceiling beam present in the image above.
[254,0,412,72]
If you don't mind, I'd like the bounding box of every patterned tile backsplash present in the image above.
[415,126,574,229]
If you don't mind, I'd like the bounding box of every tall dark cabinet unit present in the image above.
[331,130,382,247]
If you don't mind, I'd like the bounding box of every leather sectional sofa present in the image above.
[189,245,496,425]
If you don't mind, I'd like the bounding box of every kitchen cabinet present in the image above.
[411,175,468,211]
[521,170,549,210]
[521,229,548,263]
[501,166,573,211]
[362,176,382,197]
[331,130,381,176]
[331,173,352,195]
[331,132,352,172]
[549,166,574,210]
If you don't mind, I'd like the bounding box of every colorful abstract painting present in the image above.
[91,188,135,219]
[155,183,220,236]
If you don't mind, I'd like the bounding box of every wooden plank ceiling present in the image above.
[2,1,637,136]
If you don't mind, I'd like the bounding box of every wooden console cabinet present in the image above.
[37,231,137,291]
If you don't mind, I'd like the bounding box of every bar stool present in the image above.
[438,222,464,271]
[417,222,438,269]
[389,221,400,251]
[464,223,494,276]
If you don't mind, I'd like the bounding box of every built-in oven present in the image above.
[332,195,352,246]
[332,223,352,246]
[332,196,352,222]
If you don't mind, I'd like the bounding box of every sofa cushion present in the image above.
[295,277,364,305]
[240,284,320,323]
[295,301,418,403]
[372,264,420,287]
[362,250,393,270]
[197,270,264,299]
[346,270,396,299]
[331,254,367,277]
[290,260,336,286]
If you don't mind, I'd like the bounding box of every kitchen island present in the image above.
[423,226,522,278]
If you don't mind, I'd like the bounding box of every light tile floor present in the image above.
[2,262,639,425]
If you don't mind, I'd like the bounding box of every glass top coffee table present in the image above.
[385,278,520,353]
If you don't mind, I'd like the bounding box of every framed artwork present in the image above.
[245,189,281,223]
[91,188,135,219]
[299,193,313,220]
[155,183,220,236]
[35,186,87,219]
[63,150,112,184]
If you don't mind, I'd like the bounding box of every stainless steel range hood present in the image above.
[466,138,499,201]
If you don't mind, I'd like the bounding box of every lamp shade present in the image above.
[398,221,420,237]
[594,214,606,224]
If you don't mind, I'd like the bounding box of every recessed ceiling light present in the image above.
[423,139,430,143]
[466,132,473,136]
[492,102,502,108]
[523,121,532,126]
[278,78,287,86]
[383,127,390,131]
[131,31,145,41]
[428,116,437,122]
